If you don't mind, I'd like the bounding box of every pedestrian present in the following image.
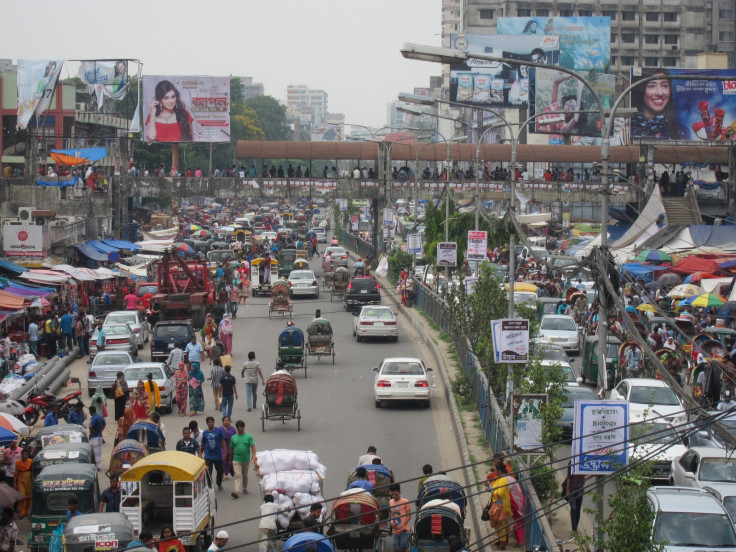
[219,314,234,355]
[500,462,525,545]
[219,365,238,418]
[89,405,106,470]
[0,508,18,552]
[176,427,199,455]
[189,420,203,448]
[389,484,411,550]
[564,460,586,534]
[200,416,224,490]
[75,315,87,358]
[68,402,86,426]
[132,386,150,420]
[2,441,22,486]
[127,530,154,550]
[185,334,203,368]
[166,344,184,372]
[28,317,39,359]
[241,352,265,412]
[188,363,206,416]
[112,372,129,421]
[174,362,189,417]
[487,461,512,549]
[229,419,255,499]
[210,360,224,412]
[13,449,32,518]
[158,526,185,552]
[228,279,239,318]
[208,531,228,552]
[258,494,280,552]
[44,404,59,427]
[99,475,122,512]
[302,503,324,534]
[219,416,236,480]
[144,373,161,415]
[60,308,74,352]
[44,314,57,359]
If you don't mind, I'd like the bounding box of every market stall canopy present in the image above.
[17,270,71,285]
[670,256,727,275]
[50,147,107,167]
[0,290,29,310]
[0,259,29,276]
[101,239,141,252]
[76,243,108,262]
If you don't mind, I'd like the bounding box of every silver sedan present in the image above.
[353,306,399,342]
[287,270,319,298]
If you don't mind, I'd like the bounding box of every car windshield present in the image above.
[606,343,619,358]
[104,325,130,336]
[629,386,680,405]
[722,496,736,520]
[125,368,164,380]
[540,348,568,362]
[699,458,736,483]
[363,308,393,318]
[137,285,158,296]
[541,318,576,331]
[108,314,137,325]
[654,512,736,547]
[563,388,596,408]
[290,271,314,280]
[327,248,345,255]
[93,354,130,366]
[630,423,680,445]
[155,325,190,338]
[382,362,424,375]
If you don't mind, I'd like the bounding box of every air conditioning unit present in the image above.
[17,207,38,222]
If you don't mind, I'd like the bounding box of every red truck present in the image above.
[152,250,215,329]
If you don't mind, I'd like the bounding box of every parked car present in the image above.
[539,359,579,384]
[647,486,736,551]
[373,357,432,408]
[150,321,194,362]
[90,324,138,359]
[704,485,736,523]
[310,227,327,243]
[352,306,398,342]
[538,314,580,354]
[123,362,175,413]
[629,418,689,483]
[87,350,137,397]
[104,311,149,349]
[610,378,685,425]
[344,276,381,312]
[538,345,571,363]
[287,270,319,298]
[671,446,736,488]
[323,246,349,268]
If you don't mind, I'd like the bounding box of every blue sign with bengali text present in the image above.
[571,400,628,475]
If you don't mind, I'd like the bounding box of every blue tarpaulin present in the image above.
[101,239,140,251]
[688,225,736,248]
[0,259,29,275]
[76,243,109,262]
[88,241,118,255]
[51,147,107,162]
[35,176,78,188]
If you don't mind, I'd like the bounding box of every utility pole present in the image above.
[507,234,515,413]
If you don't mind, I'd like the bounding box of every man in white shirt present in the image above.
[358,445,379,466]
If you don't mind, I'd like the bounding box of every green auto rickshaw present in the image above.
[32,442,94,479]
[29,464,100,551]
[277,249,297,277]
[63,513,136,552]
[580,335,621,388]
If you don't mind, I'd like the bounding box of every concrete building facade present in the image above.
[286,84,328,126]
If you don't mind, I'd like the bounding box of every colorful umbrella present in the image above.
[657,273,682,286]
[0,482,23,507]
[635,250,672,263]
[688,293,726,308]
[636,303,658,313]
[187,205,198,211]
[193,229,212,238]
[172,242,195,254]
[0,413,28,435]
[668,284,704,299]
[183,224,201,232]
[683,272,721,284]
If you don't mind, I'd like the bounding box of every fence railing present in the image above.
[338,229,377,260]
[413,279,556,552]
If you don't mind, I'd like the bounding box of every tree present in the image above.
[230,76,246,105]
[245,96,290,141]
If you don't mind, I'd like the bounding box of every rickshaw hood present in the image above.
[120,451,207,482]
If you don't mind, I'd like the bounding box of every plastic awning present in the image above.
[88,241,118,254]
[0,290,29,310]
[102,239,141,252]
[76,243,109,262]
[17,271,71,285]
[0,259,29,275]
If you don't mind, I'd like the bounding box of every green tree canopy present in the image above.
[245,96,290,141]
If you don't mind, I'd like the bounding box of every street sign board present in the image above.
[571,400,629,475]
[337,198,348,211]
[107,251,120,263]
[467,230,487,261]
[383,208,394,226]
[491,319,530,363]
[350,215,359,231]
[407,234,422,254]
[513,394,547,452]
[437,242,457,267]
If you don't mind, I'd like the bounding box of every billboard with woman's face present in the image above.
[142,76,230,143]
[630,68,736,141]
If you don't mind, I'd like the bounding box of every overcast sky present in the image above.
[0,0,442,130]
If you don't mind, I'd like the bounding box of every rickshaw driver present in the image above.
[209,530,229,552]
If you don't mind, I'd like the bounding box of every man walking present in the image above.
[28,318,39,359]
[229,420,255,499]
[88,405,105,470]
[176,427,199,455]
[219,365,238,418]
[185,334,203,368]
[241,352,265,412]
[60,309,74,352]
[201,416,224,490]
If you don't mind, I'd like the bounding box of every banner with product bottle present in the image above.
[629,68,736,142]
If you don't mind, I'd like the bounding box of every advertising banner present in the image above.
[449,34,559,108]
[513,394,547,452]
[337,198,348,211]
[407,234,422,254]
[3,224,48,258]
[383,208,394,227]
[491,319,530,363]
[142,76,230,143]
[572,400,629,475]
[350,215,359,231]
[78,61,129,109]
[467,230,488,261]
[17,60,64,130]
[630,68,736,141]
[437,242,457,267]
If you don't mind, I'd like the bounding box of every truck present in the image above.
[152,250,215,330]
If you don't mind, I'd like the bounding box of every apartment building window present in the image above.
[610,56,618,65]
[663,12,677,22]
[611,31,617,42]
[518,8,531,16]
[662,57,677,67]
[536,9,549,16]
[644,35,659,44]
[479,9,494,19]
[621,33,636,43]
[602,10,616,19]
[621,11,636,21]
[719,31,734,41]
[644,56,659,66]
[579,9,593,16]
[645,12,658,21]
[719,9,735,18]
[621,55,635,65]
[664,35,678,45]
[560,9,573,16]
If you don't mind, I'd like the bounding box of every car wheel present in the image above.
[356,333,362,342]
[375,399,382,408]
[423,399,431,409]
[392,336,398,343]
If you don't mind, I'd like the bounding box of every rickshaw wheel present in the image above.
[261,408,266,432]
[297,408,301,431]
[332,351,335,365]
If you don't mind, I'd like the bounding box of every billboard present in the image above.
[3,224,49,258]
[497,17,611,72]
[630,68,736,141]
[449,33,560,108]
[16,60,64,130]
[78,61,129,109]
[142,76,230,143]
[491,319,530,363]
[572,400,629,475]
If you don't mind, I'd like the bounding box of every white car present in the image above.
[538,314,580,354]
[123,362,176,413]
[373,357,432,408]
[311,228,327,243]
[539,359,579,384]
[609,378,685,425]
[105,310,149,348]
[287,270,319,298]
[671,446,736,488]
[353,306,398,342]
[629,418,689,483]
[262,231,278,243]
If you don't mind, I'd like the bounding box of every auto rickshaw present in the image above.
[119,451,217,551]
[29,424,89,458]
[294,259,310,271]
[108,439,148,478]
[277,249,297,277]
[63,513,136,552]
[29,464,100,551]
[31,442,94,478]
[580,335,621,387]
[250,258,279,297]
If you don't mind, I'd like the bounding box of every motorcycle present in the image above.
[22,388,83,426]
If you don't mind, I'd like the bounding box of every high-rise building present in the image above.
[235,76,264,100]
[286,84,328,126]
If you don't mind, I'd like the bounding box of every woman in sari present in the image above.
[488,461,513,550]
[132,383,149,420]
[503,463,526,545]
[112,371,129,421]
[219,416,236,479]
[219,314,233,355]
[174,362,188,417]
[116,406,136,445]
[14,448,32,517]
[158,525,185,552]
[188,363,205,416]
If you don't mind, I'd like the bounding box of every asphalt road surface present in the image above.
[23,251,462,552]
